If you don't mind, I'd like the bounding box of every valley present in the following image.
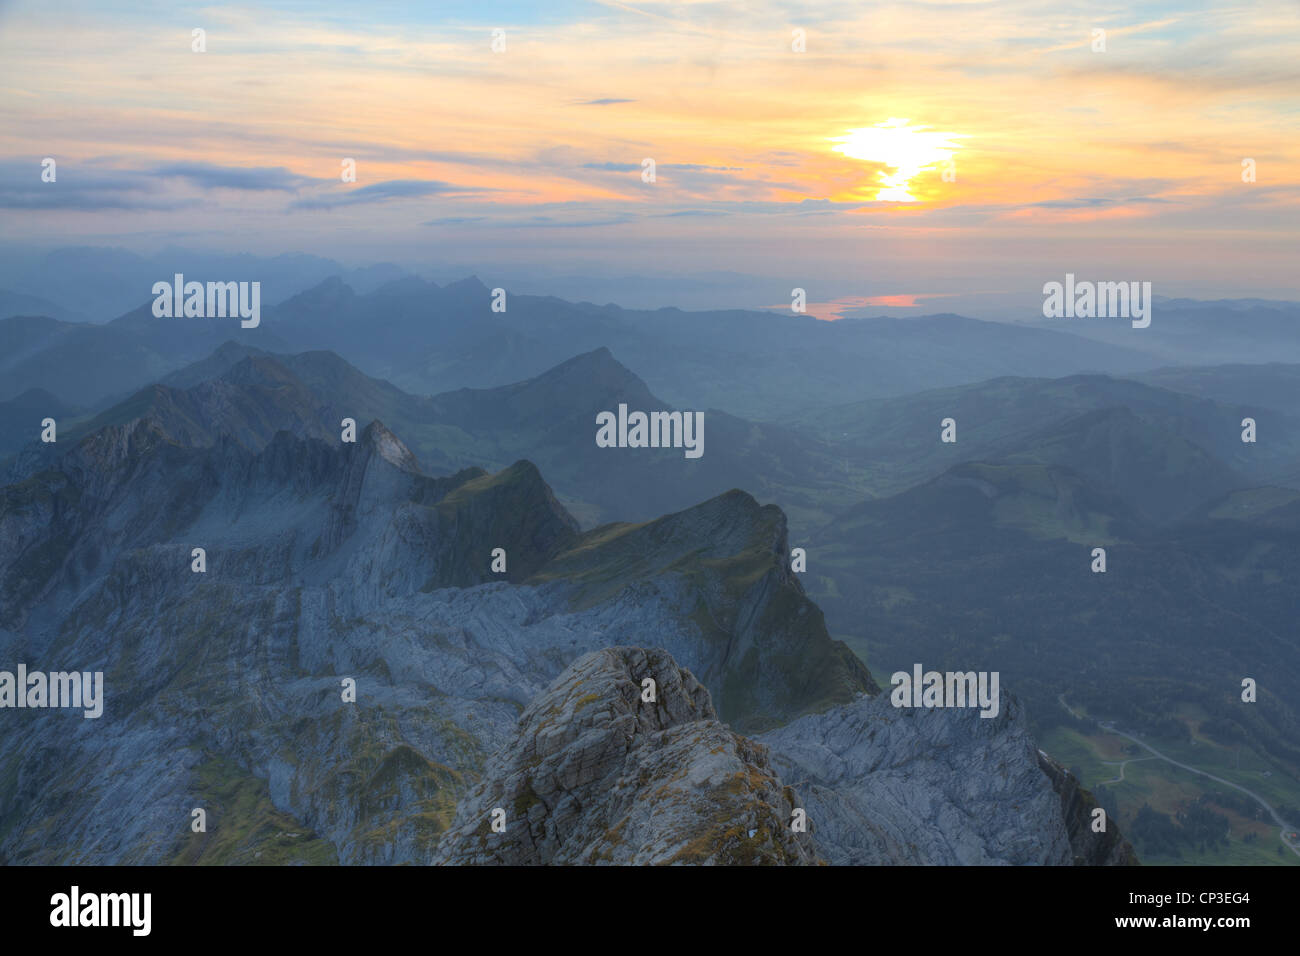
[1042,697,1300,865]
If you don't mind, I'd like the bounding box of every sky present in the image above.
[1,0,1298,317]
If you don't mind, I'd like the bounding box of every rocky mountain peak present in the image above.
[433,647,818,865]
[359,419,421,473]
[441,275,489,297]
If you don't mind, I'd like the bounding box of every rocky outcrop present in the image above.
[535,489,876,732]
[1037,751,1139,865]
[759,691,1080,865]
[433,647,816,865]
[431,649,1137,867]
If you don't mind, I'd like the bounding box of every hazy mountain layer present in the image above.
[808,456,1300,776]
[267,278,1162,419]
[791,372,1300,502]
[2,345,870,535]
[1135,363,1300,420]
[1029,300,1300,368]
[1,273,1162,417]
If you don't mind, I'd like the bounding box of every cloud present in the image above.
[577,98,636,105]
[652,209,729,218]
[422,211,633,229]
[291,179,494,210]
[1022,196,1174,209]
[153,162,323,191]
[0,161,178,211]
[524,216,632,228]
[580,162,743,173]
[0,191,183,211]
[417,196,872,229]
[663,163,744,172]
[0,159,336,211]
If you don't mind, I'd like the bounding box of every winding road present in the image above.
[1058,694,1300,857]
[1097,756,1156,785]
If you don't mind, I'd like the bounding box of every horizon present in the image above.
[7,241,1300,323]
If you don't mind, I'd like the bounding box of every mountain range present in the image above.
[4,268,1298,865]
[0,372,1127,864]
[2,273,1166,419]
[806,455,1300,775]
[14,336,1298,544]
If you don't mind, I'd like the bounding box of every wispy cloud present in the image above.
[153,162,324,191]
[0,161,171,210]
[291,179,494,210]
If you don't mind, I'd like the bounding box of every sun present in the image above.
[831,119,965,202]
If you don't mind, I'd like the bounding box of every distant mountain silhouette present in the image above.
[8,343,864,531]
[0,309,291,407]
[1029,299,1300,366]
[263,277,1165,419]
[792,372,1300,497]
[1136,362,1300,415]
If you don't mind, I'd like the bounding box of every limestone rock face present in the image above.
[759,691,1080,865]
[433,647,817,865]
[534,489,876,733]
[1037,751,1139,866]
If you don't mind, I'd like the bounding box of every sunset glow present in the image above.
[0,0,1297,300]
[831,120,965,202]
